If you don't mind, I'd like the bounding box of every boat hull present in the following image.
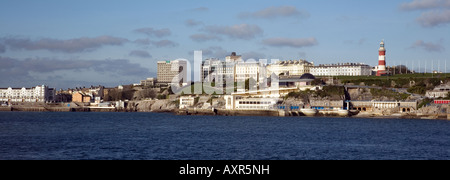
[301,109,318,116]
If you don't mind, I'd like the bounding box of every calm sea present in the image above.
[0,112,449,160]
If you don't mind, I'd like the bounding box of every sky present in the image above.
[1,0,449,89]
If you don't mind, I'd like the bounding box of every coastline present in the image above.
[1,105,449,120]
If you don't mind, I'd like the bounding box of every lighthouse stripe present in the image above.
[379,51,385,55]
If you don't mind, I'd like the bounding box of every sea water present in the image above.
[0,112,449,160]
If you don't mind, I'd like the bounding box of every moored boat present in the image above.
[337,109,349,117]
[301,108,318,116]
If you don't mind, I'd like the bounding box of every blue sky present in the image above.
[1,0,449,88]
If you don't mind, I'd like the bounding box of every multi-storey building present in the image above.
[201,58,221,83]
[140,78,157,86]
[225,52,243,63]
[157,60,188,84]
[266,60,314,77]
[310,63,372,76]
[235,61,266,83]
[201,53,244,84]
[0,85,55,103]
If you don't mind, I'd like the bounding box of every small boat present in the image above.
[301,108,318,116]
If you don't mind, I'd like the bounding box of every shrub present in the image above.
[407,85,426,95]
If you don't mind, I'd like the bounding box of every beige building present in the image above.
[351,100,417,112]
[266,60,313,77]
[140,78,157,86]
[157,60,188,84]
[72,92,91,103]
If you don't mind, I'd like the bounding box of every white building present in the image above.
[200,53,244,84]
[179,96,195,109]
[231,97,279,110]
[157,60,188,84]
[224,87,307,110]
[426,84,450,98]
[266,60,313,77]
[225,52,243,63]
[310,63,372,76]
[201,58,221,83]
[0,85,55,103]
[235,61,266,83]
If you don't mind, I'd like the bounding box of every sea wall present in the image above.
[176,109,282,117]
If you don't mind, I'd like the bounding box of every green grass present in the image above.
[370,88,410,101]
[328,73,450,88]
[331,73,450,81]
[176,82,235,95]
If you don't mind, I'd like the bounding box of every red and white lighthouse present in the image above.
[376,40,386,76]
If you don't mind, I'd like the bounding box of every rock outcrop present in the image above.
[126,100,177,112]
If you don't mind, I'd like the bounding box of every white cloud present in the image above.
[190,34,222,42]
[1,36,128,53]
[263,37,318,48]
[409,39,445,52]
[129,50,152,58]
[400,0,450,27]
[152,40,178,48]
[133,38,178,48]
[190,7,208,12]
[239,6,309,19]
[416,9,450,27]
[400,0,450,11]
[0,56,150,87]
[185,19,203,27]
[134,27,172,37]
[203,24,263,40]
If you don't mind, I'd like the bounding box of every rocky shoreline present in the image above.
[2,104,448,120]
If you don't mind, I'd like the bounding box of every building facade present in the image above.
[310,63,372,76]
[266,60,313,77]
[200,53,243,83]
[0,85,55,103]
[179,96,195,109]
[140,78,157,86]
[201,58,222,83]
[351,100,417,112]
[231,97,279,110]
[70,86,104,103]
[157,60,188,84]
[72,92,91,103]
[426,84,450,98]
[235,61,266,83]
[225,52,243,63]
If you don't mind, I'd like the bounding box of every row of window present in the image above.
[236,106,273,110]
[238,101,273,105]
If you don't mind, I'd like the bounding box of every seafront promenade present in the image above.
[2,102,449,120]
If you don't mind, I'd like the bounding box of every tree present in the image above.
[391,65,411,74]
[136,89,156,100]
[407,85,426,95]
